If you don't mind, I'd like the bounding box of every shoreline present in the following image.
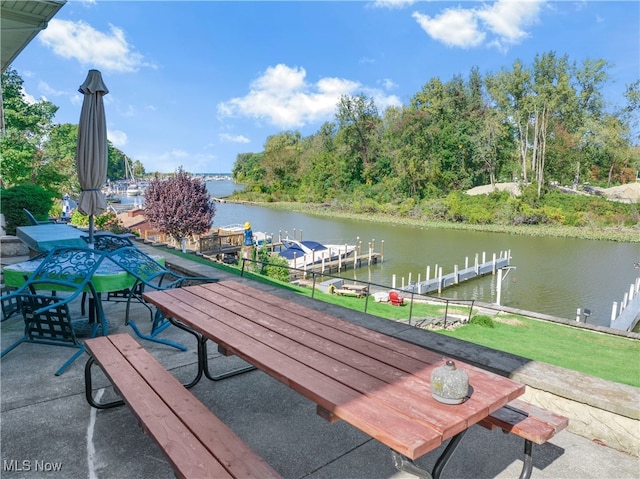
[223,197,640,243]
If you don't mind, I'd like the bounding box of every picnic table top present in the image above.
[143,280,525,460]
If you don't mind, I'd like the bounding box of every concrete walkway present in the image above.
[1,243,639,478]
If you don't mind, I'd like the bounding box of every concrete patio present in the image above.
[1,244,638,478]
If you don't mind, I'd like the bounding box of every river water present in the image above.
[125,180,640,328]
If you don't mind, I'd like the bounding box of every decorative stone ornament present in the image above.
[431,360,469,404]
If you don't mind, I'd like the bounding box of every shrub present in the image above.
[469,314,495,328]
[0,184,55,235]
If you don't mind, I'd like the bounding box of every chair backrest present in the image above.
[21,247,108,299]
[23,208,54,225]
[82,233,134,252]
[108,246,181,289]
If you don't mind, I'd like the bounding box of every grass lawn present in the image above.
[436,315,640,388]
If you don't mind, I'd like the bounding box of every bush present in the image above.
[253,246,291,282]
[469,314,495,328]
[0,184,55,235]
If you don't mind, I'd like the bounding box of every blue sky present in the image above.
[10,0,640,174]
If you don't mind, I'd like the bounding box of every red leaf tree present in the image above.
[144,167,215,247]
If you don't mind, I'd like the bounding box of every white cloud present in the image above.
[380,78,398,91]
[21,88,38,105]
[373,0,417,9]
[38,81,65,97]
[39,19,153,73]
[217,64,401,129]
[412,0,546,50]
[412,9,485,48]
[476,0,544,46]
[108,129,128,147]
[219,133,250,144]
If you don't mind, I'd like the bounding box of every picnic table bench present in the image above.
[84,334,281,479]
[478,399,569,479]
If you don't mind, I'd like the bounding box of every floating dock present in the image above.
[398,251,512,295]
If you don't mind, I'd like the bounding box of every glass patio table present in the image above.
[16,224,89,252]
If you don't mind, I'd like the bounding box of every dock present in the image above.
[609,277,640,332]
[398,251,512,295]
[287,251,382,278]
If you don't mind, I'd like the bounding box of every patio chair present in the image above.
[107,246,219,351]
[389,291,405,306]
[79,233,152,319]
[23,208,56,225]
[81,232,135,252]
[0,247,110,375]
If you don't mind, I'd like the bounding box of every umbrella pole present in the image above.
[89,215,94,248]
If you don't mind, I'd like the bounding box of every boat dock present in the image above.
[609,277,640,332]
[398,250,512,295]
[287,250,382,278]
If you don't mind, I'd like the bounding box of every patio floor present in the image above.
[1,245,638,479]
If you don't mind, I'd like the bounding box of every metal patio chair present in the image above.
[79,233,152,319]
[0,247,110,375]
[107,246,219,351]
[23,208,56,225]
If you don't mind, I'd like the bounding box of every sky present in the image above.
[9,0,640,174]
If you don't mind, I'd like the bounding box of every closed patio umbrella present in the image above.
[76,69,109,247]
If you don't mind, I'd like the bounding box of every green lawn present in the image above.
[437,315,640,387]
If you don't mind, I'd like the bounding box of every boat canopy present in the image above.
[279,240,328,260]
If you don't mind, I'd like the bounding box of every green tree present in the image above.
[1,69,58,188]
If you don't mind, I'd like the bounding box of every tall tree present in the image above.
[335,94,381,185]
[1,69,58,188]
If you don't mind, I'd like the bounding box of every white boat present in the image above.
[126,183,141,196]
[279,239,355,269]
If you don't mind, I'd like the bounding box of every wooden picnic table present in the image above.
[143,280,525,474]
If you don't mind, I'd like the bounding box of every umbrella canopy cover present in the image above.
[76,69,109,218]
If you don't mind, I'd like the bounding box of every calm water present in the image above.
[137,180,640,328]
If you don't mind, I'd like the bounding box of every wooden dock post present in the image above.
[496,268,503,305]
[492,253,497,274]
[426,266,430,281]
[611,303,617,325]
[392,274,396,289]
[381,240,384,263]
[438,267,443,294]
[454,265,459,284]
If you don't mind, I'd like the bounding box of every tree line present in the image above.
[232,52,639,206]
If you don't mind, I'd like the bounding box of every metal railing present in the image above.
[240,257,475,327]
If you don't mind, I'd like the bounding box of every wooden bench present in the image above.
[479,399,569,479]
[84,334,282,479]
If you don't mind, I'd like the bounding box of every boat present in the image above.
[278,239,355,269]
[126,183,141,196]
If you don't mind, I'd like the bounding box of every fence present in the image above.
[240,257,475,327]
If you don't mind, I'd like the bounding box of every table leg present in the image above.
[391,428,469,479]
[201,337,256,381]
